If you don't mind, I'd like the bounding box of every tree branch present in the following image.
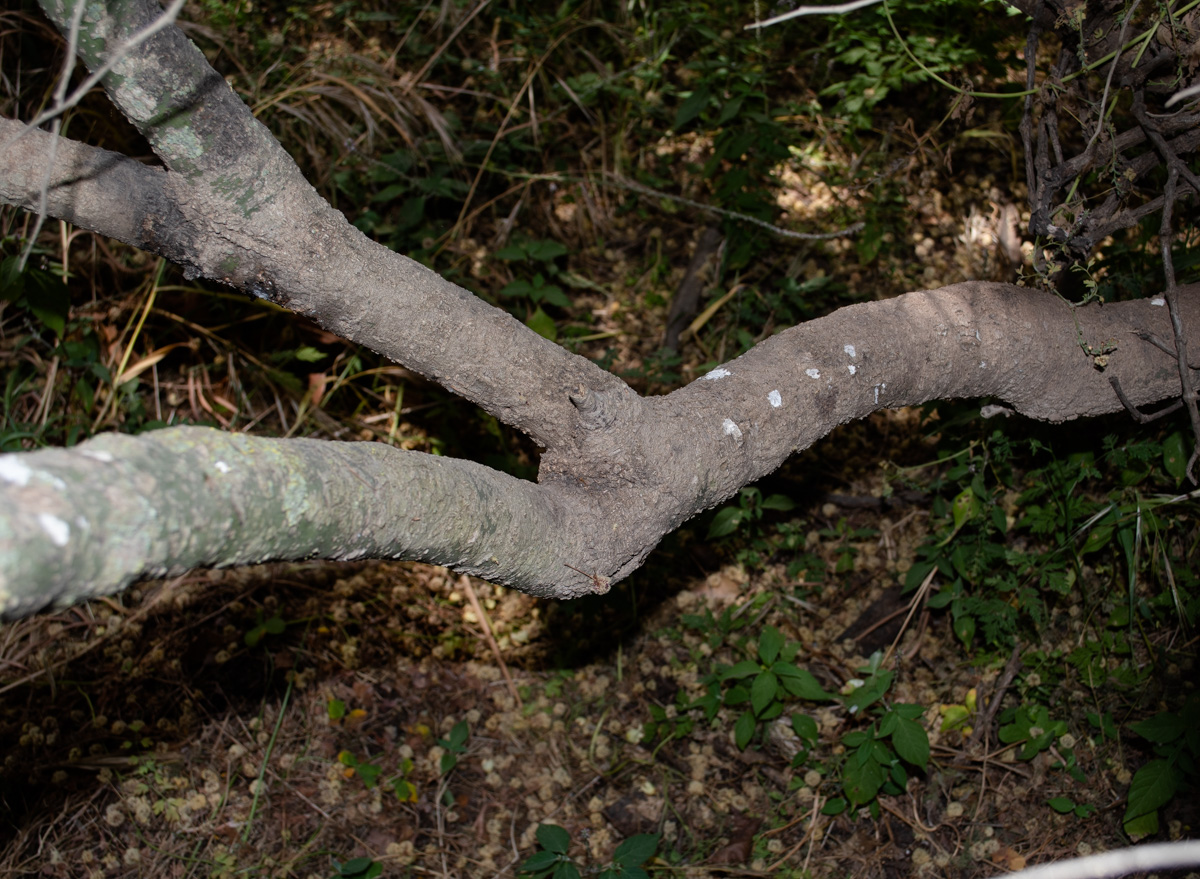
[3,283,1198,617]
[16,0,628,453]
[0,427,600,618]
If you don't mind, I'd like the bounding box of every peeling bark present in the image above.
[1,0,1197,618]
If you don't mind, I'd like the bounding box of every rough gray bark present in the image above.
[1,0,1196,618]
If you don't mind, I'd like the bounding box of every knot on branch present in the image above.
[568,385,619,430]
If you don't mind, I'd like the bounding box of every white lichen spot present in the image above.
[848,365,857,375]
[975,329,981,341]
[844,344,857,358]
[81,449,115,463]
[37,513,70,547]
[1151,297,1166,306]
[874,382,887,404]
[806,368,821,379]
[214,461,232,474]
[980,361,987,368]
[722,418,743,445]
[768,390,782,408]
[0,456,32,487]
[702,367,732,381]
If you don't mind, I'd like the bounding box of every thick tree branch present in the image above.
[21,0,627,454]
[4,0,1200,616]
[3,283,1198,617]
[0,120,187,257]
[0,428,599,618]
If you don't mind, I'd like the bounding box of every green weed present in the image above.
[518,823,659,879]
[1123,693,1200,837]
[494,238,572,341]
[328,855,383,879]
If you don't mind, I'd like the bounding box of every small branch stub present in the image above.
[564,563,611,595]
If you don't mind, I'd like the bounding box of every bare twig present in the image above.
[458,574,522,710]
[968,643,1023,750]
[1108,374,1183,424]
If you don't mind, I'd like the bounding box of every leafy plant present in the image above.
[0,254,70,338]
[821,655,931,817]
[997,702,1067,761]
[244,611,287,647]
[905,427,1200,652]
[1123,693,1200,837]
[1048,796,1096,819]
[329,855,383,879]
[708,487,795,541]
[436,720,470,774]
[337,750,417,803]
[494,239,571,340]
[517,823,659,879]
[687,625,833,750]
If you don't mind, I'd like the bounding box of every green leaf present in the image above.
[294,345,325,363]
[552,861,581,879]
[890,717,930,768]
[724,685,750,705]
[775,665,833,701]
[356,762,382,788]
[1047,797,1075,814]
[722,660,761,681]
[526,240,569,261]
[951,487,980,531]
[953,613,975,646]
[1123,808,1159,838]
[327,699,346,720]
[822,797,847,815]
[1129,712,1184,744]
[904,561,935,593]
[501,279,535,298]
[520,850,561,871]
[707,506,744,539]
[263,615,286,634]
[526,307,557,341]
[843,671,893,715]
[715,94,745,126]
[337,856,382,878]
[441,720,469,751]
[24,268,69,337]
[495,245,528,261]
[536,823,572,854]
[1163,432,1188,481]
[758,627,785,665]
[395,196,425,229]
[539,285,572,308]
[0,255,26,302]
[734,710,756,750]
[843,753,886,805]
[612,833,659,868]
[751,670,779,716]
[674,88,712,129]
[1124,759,1179,823]
[760,494,795,511]
[791,713,818,741]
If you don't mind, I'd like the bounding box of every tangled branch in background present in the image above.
[1015,0,1200,477]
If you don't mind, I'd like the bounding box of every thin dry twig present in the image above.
[458,574,522,710]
